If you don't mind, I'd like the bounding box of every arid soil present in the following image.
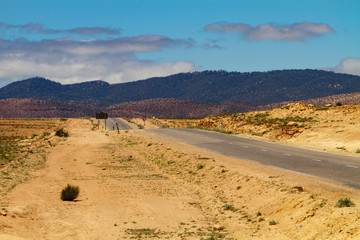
[0,114,359,239]
[197,103,360,156]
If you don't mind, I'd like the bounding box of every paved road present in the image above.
[147,128,360,189]
[100,118,132,131]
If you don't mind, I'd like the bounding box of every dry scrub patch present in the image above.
[197,103,360,155]
[148,118,199,129]
[0,118,359,239]
[0,119,223,240]
[0,118,67,200]
[125,130,360,239]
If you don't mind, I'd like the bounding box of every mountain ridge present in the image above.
[1,69,360,106]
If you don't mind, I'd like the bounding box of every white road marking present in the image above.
[312,159,322,162]
[346,165,359,169]
[243,145,249,148]
[261,149,268,152]
[284,153,292,156]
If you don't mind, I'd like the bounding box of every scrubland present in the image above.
[0,105,359,239]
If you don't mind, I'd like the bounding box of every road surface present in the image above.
[100,118,132,131]
[147,128,360,189]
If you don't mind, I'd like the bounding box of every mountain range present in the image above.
[1,69,360,118]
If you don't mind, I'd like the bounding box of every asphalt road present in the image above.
[147,128,360,189]
[100,118,132,131]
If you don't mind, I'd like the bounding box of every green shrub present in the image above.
[222,204,237,212]
[336,102,343,106]
[269,220,277,225]
[61,184,80,201]
[355,148,360,154]
[335,198,355,207]
[55,128,69,137]
[315,106,329,111]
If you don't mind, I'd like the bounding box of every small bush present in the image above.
[197,164,204,170]
[355,148,360,154]
[335,198,355,207]
[222,204,236,212]
[336,146,346,151]
[336,102,343,106]
[315,106,329,111]
[55,128,69,137]
[269,220,277,225]
[61,184,80,201]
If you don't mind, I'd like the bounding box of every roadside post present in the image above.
[142,117,146,126]
[96,112,108,130]
[116,123,120,134]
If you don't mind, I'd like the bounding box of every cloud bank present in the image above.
[0,35,195,86]
[326,57,360,76]
[0,22,121,35]
[204,22,334,41]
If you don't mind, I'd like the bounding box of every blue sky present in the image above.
[0,0,359,86]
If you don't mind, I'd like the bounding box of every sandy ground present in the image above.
[0,117,359,239]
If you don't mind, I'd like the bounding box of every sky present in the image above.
[0,0,359,87]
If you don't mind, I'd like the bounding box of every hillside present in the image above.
[106,98,253,118]
[0,98,254,118]
[1,70,360,106]
[0,98,102,118]
[197,102,360,155]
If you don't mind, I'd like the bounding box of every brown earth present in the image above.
[197,103,360,156]
[0,116,359,239]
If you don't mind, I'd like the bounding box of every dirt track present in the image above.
[1,118,359,239]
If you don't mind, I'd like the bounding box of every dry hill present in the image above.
[197,103,360,155]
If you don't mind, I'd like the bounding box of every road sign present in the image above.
[96,112,108,119]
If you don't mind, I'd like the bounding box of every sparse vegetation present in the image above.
[222,204,237,212]
[336,102,343,106]
[316,106,330,111]
[269,220,277,225]
[336,146,347,151]
[197,126,234,134]
[55,128,69,137]
[355,148,360,154]
[335,198,355,208]
[197,164,205,170]
[125,228,165,239]
[60,184,80,201]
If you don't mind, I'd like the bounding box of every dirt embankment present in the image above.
[0,117,359,239]
[197,103,360,156]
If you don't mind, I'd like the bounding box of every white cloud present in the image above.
[327,57,360,76]
[0,22,121,35]
[204,22,334,42]
[0,36,195,86]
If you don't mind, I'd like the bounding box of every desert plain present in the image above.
[0,103,359,239]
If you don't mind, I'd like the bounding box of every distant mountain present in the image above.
[0,98,103,118]
[107,98,253,118]
[0,77,111,105]
[1,70,360,106]
[257,92,360,111]
[1,92,360,118]
[0,98,253,118]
